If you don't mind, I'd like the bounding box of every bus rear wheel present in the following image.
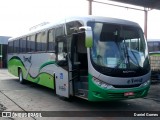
[19,69,25,84]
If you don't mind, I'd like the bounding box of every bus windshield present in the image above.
[89,22,150,77]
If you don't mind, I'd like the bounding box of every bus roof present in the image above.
[66,16,140,26]
[9,15,140,41]
[147,39,160,42]
[0,36,10,44]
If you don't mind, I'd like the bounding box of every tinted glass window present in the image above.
[36,31,47,51]
[30,35,35,52]
[57,41,67,61]
[148,41,160,52]
[148,42,154,52]
[48,29,55,51]
[66,22,75,35]
[66,21,83,35]
[20,37,26,53]
[55,26,64,37]
[14,39,19,53]
[27,37,30,52]
[41,32,47,51]
[26,35,35,52]
[154,42,160,51]
[8,41,14,53]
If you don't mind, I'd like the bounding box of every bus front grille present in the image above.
[113,84,141,88]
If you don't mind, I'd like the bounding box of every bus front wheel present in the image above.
[18,69,25,84]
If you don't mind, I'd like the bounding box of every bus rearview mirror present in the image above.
[79,26,93,48]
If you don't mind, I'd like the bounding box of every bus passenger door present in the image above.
[55,37,69,98]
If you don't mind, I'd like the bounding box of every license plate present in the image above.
[124,92,134,96]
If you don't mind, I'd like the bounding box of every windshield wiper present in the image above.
[128,49,141,68]
[118,40,130,69]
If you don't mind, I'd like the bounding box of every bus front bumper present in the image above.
[88,75,150,101]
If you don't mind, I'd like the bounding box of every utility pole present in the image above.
[144,8,148,39]
[88,0,148,39]
[88,0,93,15]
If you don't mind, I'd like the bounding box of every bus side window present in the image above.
[48,29,55,51]
[154,42,160,51]
[148,42,154,52]
[30,35,36,52]
[27,36,30,52]
[14,39,19,53]
[8,41,13,53]
[19,37,27,53]
[36,32,47,52]
[19,38,22,53]
[66,21,75,35]
[55,25,64,37]
[58,42,65,60]
[41,31,47,51]
[22,37,27,52]
[37,33,41,51]
[55,25,66,62]
[66,21,83,35]
[57,40,67,66]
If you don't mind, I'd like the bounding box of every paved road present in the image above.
[0,69,160,120]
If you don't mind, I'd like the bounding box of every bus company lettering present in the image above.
[127,78,143,84]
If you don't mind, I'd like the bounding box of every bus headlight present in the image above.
[140,80,150,87]
[92,77,113,89]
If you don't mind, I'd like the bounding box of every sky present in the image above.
[0,0,160,39]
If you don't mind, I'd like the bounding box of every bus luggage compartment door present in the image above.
[55,68,69,98]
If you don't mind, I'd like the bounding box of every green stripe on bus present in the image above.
[27,72,54,89]
[8,57,54,89]
[39,61,56,72]
[88,74,150,101]
[149,53,160,56]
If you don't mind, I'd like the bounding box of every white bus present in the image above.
[148,39,160,81]
[8,16,150,101]
[0,36,9,68]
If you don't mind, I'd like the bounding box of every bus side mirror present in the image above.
[79,26,93,48]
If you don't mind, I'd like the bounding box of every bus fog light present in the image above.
[140,80,150,87]
[92,77,113,89]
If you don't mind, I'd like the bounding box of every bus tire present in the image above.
[19,69,25,84]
